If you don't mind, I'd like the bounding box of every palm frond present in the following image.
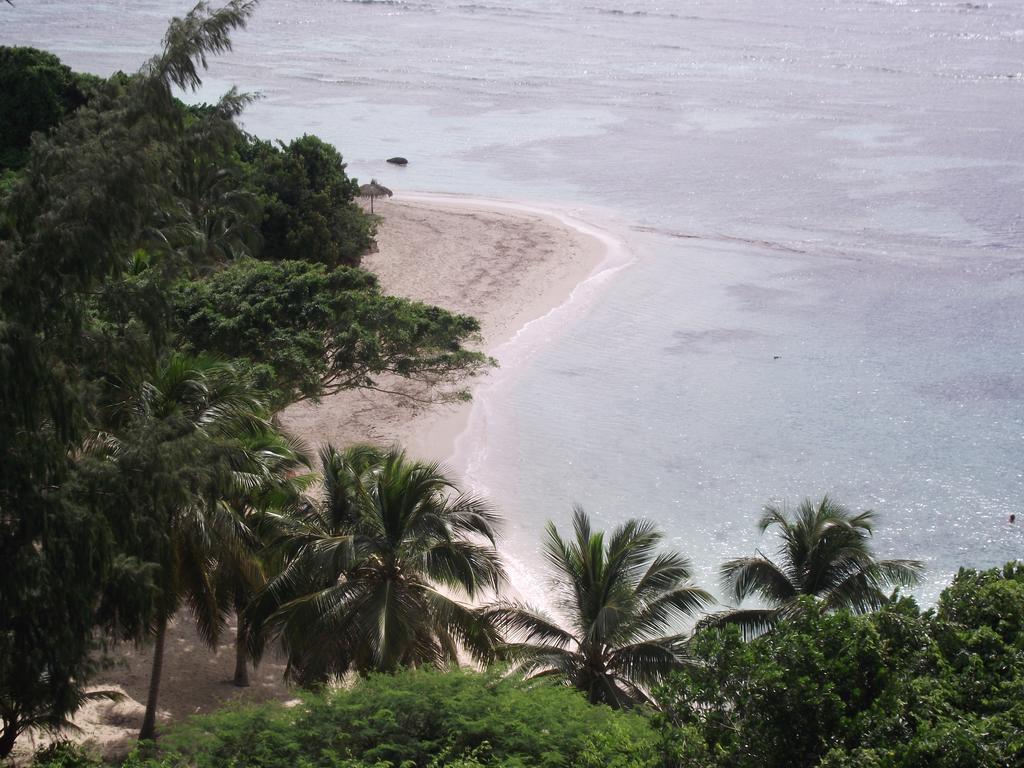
[634,551,695,599]
[485,602,577,649]
[419,586,502,664]
[720,555,795,605]
[731,495,921,631]
[614,585,714,645]
[697,608,780,640]
[607,638,688,688]
[422,539,505,597]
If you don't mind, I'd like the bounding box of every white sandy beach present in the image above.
[19,197,610,763]
[279,195,608,464]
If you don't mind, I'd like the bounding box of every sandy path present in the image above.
[11,198,605,764]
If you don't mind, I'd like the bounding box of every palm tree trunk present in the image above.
[139,616,168,741]
[233,616,250,687]
[0,722,18,760]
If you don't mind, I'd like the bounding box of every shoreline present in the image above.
[355,193,636,608]
[22,195,634,763]
[288,193,635,607]
[398,193,635,470]
[280,194,633,472]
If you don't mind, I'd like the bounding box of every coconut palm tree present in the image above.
[713,495,924,639]
[165,158,262,266]
[255,445,505,683]
[213,426,314,687]
[486,507,713,708]
[96,353,268,739]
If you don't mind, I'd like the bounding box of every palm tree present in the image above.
[713,495,924,639]
[97,353,268,739]
[255,445,505,683]
[165,159,262,266]
[214,426,314,687]
[486,507,713,708]
[162,93,263,268]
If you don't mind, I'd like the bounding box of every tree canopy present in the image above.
[0,0,488,756]
[172,259,491,410]
[489,507,712,708]
[656,564,1024,767]
[712,496,923,638]
[0,46,97,171]
[0,0,264,755]
[246,134,374,267]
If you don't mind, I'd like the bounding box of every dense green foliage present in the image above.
[0,1,489,756]
[488,507,712,708]
[28,565,1024,767]
[172,259,488,409]
[0,1,265,752]
[0,46,98,170]
[656,564,1024,767]
[37,670,662,768]
[246,135,374,267]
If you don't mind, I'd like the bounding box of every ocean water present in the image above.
[6,0,1024,603]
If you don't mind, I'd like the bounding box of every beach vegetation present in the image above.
[211,426,315,688]
[171,258,491,410]
[0,0,267,754]
[0,0,491,756]
[252,445,505,683]
[26,565,1024,767]
[90,353,279,739]
[245,134,374,268]
[3,0,1023,765]
[0,46,98,171]
[487,506,713,708]
[655,563,1024,767]
[709,495,924,638]
[33,670,663,768]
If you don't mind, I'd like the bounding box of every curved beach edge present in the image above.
[15,195,636,762]
[279,191,636,472]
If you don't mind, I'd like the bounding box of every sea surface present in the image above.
[6,0,1024,604]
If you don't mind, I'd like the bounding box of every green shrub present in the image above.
[655,565,1024,767]
[244,134,374,268]
[124,669,659,768]
[0,47,95,169]
[31,742,104,768]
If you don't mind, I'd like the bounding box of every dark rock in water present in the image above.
[386,157,408,166]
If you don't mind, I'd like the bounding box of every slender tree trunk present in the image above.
[233,616,250,687]
[0,721,18,760]
[139,616,168,741]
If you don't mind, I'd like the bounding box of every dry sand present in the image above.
[14,197,607,764]
[280,195,607,463]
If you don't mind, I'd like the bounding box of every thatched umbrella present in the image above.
[359,179,393,213]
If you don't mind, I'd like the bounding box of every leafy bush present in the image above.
[0,47,96,170]
[655,565,1024,767]
[30,742,104,768]
[245,134,374,268]
[107,669,660,768]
